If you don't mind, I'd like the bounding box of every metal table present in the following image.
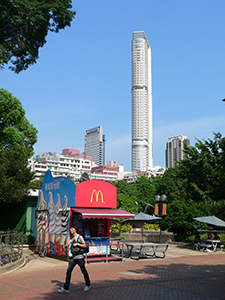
[202,239,221,252]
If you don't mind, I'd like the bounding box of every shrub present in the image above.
[143,223,160,231]
[121,224,132,232]
[110,223,121,233]
[110,223,132,233]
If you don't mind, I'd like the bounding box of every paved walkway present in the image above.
[0,244,225,300]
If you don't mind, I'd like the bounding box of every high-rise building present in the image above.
[84,126,106,166]
[131,31,153,172]
[165,135,190,168]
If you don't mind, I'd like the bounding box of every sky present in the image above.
[1,0,225,171]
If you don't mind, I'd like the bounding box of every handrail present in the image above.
[0,231,24,267]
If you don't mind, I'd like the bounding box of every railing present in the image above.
[0,231,24,267]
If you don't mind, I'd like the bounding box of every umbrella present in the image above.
[193,216,225,227]
[121,212,162,243]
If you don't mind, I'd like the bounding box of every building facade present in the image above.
[165,135,190,168]
[30,149,92,182]
[91,165,119,182]
[132,31,153,172]
[29,150,124,184]
[84,126,106,166]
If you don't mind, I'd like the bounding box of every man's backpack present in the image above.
[71,235,89,256]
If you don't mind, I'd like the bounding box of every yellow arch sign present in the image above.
[90,189,104,203]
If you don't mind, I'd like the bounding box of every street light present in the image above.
[154,194,167,243]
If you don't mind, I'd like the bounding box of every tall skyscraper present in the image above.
[84,126,106,166]
[132,31,153,172]
[165,135,190,168]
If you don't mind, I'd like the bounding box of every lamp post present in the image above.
[154,194,167,243]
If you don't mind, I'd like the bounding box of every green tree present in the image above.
[135,176,156,214]
[0,88,38,203]
[113,180,138,213]
[179,132,225,203]
[156,132,225,234]
[154,167,186,202]
[28,175,44,190]
[117,194,137,214]
[162,199,211,234]
[0,0,75,73]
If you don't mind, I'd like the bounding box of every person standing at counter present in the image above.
[58,225,91,293]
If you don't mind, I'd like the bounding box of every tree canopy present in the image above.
[0,0,75,73]
[157,132,225,233]
[0,88,38,203]
[114,133,225,235]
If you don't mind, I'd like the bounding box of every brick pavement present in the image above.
[0,245,225,300]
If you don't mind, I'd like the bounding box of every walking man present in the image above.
[58,225,91,293]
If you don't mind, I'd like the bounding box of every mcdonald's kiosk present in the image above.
[36,171,134,257]
[73,180,117,256]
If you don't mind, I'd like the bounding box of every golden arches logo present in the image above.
[90,189,104,203]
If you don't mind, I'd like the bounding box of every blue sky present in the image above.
[1,0,225,171]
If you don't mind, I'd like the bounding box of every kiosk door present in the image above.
[97,220,105,236]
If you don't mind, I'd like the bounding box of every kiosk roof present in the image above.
[71,207,135,219]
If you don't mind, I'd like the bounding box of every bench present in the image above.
[127,243,169,260]
[195,243,213,251]
[154,244,169,259]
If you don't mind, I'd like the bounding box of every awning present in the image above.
[71,207,135,219]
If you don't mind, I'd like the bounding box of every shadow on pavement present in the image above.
[32,262,225,300]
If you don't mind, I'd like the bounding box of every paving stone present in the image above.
[0,244,225,300]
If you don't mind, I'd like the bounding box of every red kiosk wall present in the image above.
[76,180,117,208]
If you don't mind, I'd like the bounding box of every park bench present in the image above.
[154,244,169,259]
[126,243,169,260]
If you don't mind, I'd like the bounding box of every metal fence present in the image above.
[0,231,24,267]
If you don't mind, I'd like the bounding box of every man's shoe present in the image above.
[84,285,91,292]
[58,287,69,293]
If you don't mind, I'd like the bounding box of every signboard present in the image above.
[37,170,76,208]
[154,203,167,216]
[89,245,108,256]
[162,203,167,216]
[76,180,117,208]
[154,204,159,216]
[36,170,76,254]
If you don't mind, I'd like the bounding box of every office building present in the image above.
[84,126,106,166]
[132,31,153,172]
[165,135,190,168]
